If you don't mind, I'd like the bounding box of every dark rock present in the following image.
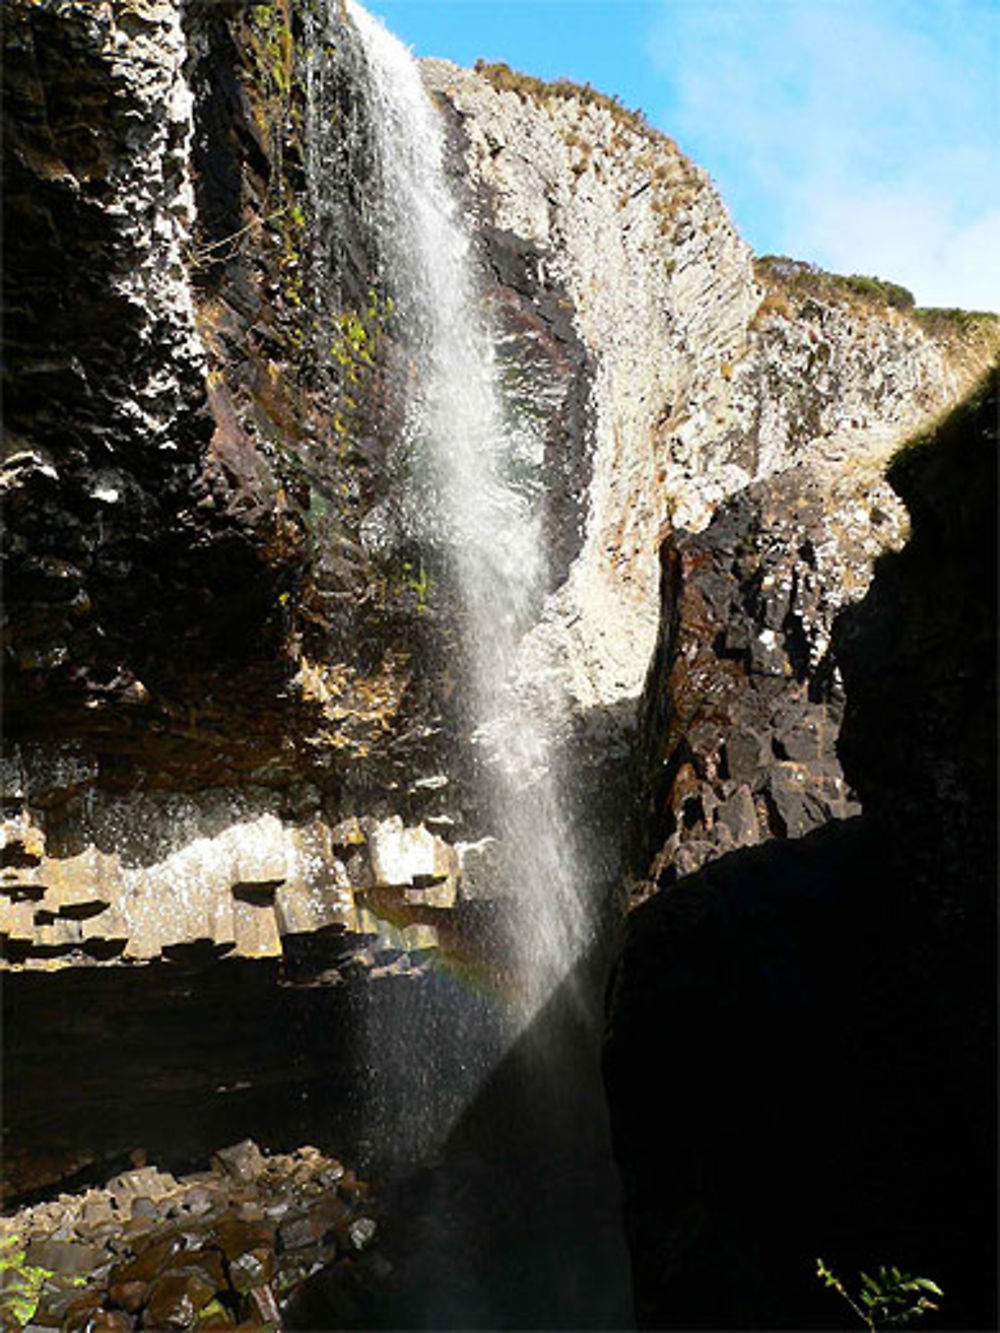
[723,728,767,786]
[610,372,999,1331]
[765,762,826,838]
[240,1283,280,1328]
[144,1267,219,1329]
[107,1279,148,1315]
[210,1218,274,1264]
[60,1291,104,1332]
[110,1235,183,1288]
[89,1312,134,1333]
[24,1238,104,1277]
[278,1196,347,1252]
[714,785,758,847]
[210,1141,265,1186]
[227,1246,274,1294]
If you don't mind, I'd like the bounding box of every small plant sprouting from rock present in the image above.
[816,1257,943,1330]
[402,558,430,612]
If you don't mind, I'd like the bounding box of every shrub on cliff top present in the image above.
[755,255,914,311]
[473,58,674,148]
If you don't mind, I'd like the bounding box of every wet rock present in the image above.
[227,1246,274,1294]
[181,1248,227,1292]
[24,1238,104,1277]
[240,1283,280,1327]
[278,1196,348,1252]
[210,1142,265,1187]
[107,1279,148,1315]
[367,817,458,907]
[110,1235,183,1288]
[210,1218,274,1265]
[60,1291,104,1332]
[89,1312,134,1333]
[144,1267,220,1329]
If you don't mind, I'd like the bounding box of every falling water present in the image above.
[289,6,634,1325]
[344,1,593,1030]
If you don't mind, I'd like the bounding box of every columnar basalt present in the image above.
[421,59,995,734]
[2,10,997,1322]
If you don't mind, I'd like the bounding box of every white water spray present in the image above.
[344,0,593,1025]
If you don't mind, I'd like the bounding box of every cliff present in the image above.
[1,6,996,1325]
[605,371,998,1329]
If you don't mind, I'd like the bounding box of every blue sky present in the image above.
[367,0,999,311]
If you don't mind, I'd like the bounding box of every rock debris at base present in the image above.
[0,1141,382,1332]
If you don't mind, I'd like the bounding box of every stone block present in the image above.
[368,817,457,893]
[0,813,45,864]
[231,899,282,959]
[273,882,352,938]
[715,784,759,847]
[231,814,288,888]
[724,729,767,786]
[211,1141,266,1186]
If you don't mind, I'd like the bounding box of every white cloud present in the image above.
[648,0,1000,309]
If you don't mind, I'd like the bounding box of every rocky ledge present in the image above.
[0,1141,380,1332]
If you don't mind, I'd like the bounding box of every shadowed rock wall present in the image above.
[604,370,998,1330]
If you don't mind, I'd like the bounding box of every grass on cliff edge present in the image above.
[755,254,999,338]
[474,58,676,148]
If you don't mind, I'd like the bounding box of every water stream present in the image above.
[293,4,634,1324]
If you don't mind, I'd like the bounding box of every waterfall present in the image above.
[341,1,594,1039]
[288,10,634,1325]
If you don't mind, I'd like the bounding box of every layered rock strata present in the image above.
[0,769,490,971]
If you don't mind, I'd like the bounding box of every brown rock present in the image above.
[24,1237,104,1277]
[182,1247,227,1292]
[240,1284,280,1327]
[107,1279,148,1314]
[210,1218,273,1263]
[89,1312,134,1332]
[144,1267,218,1329]
[110,1235,182,1287]
[278,1196,347,1251]
[195,1297,235,1328]
[60,1292,103,1332]
[227,1245,274,1294]
[210,1142,265,1186]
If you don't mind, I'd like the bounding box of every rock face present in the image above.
[604,371,998,1330]
[421,60,994,729]
[1,0,996,1274]
[631,455,908,894]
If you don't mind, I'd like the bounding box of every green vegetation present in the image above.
[911,306,999,337]
[473,58,680,153]
[250,2,294,99]
[0,1235,52,1329]
[756,255,915,311]
[755,256,999,341]
[401,558,430,612]
[816,1259,943,1330]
